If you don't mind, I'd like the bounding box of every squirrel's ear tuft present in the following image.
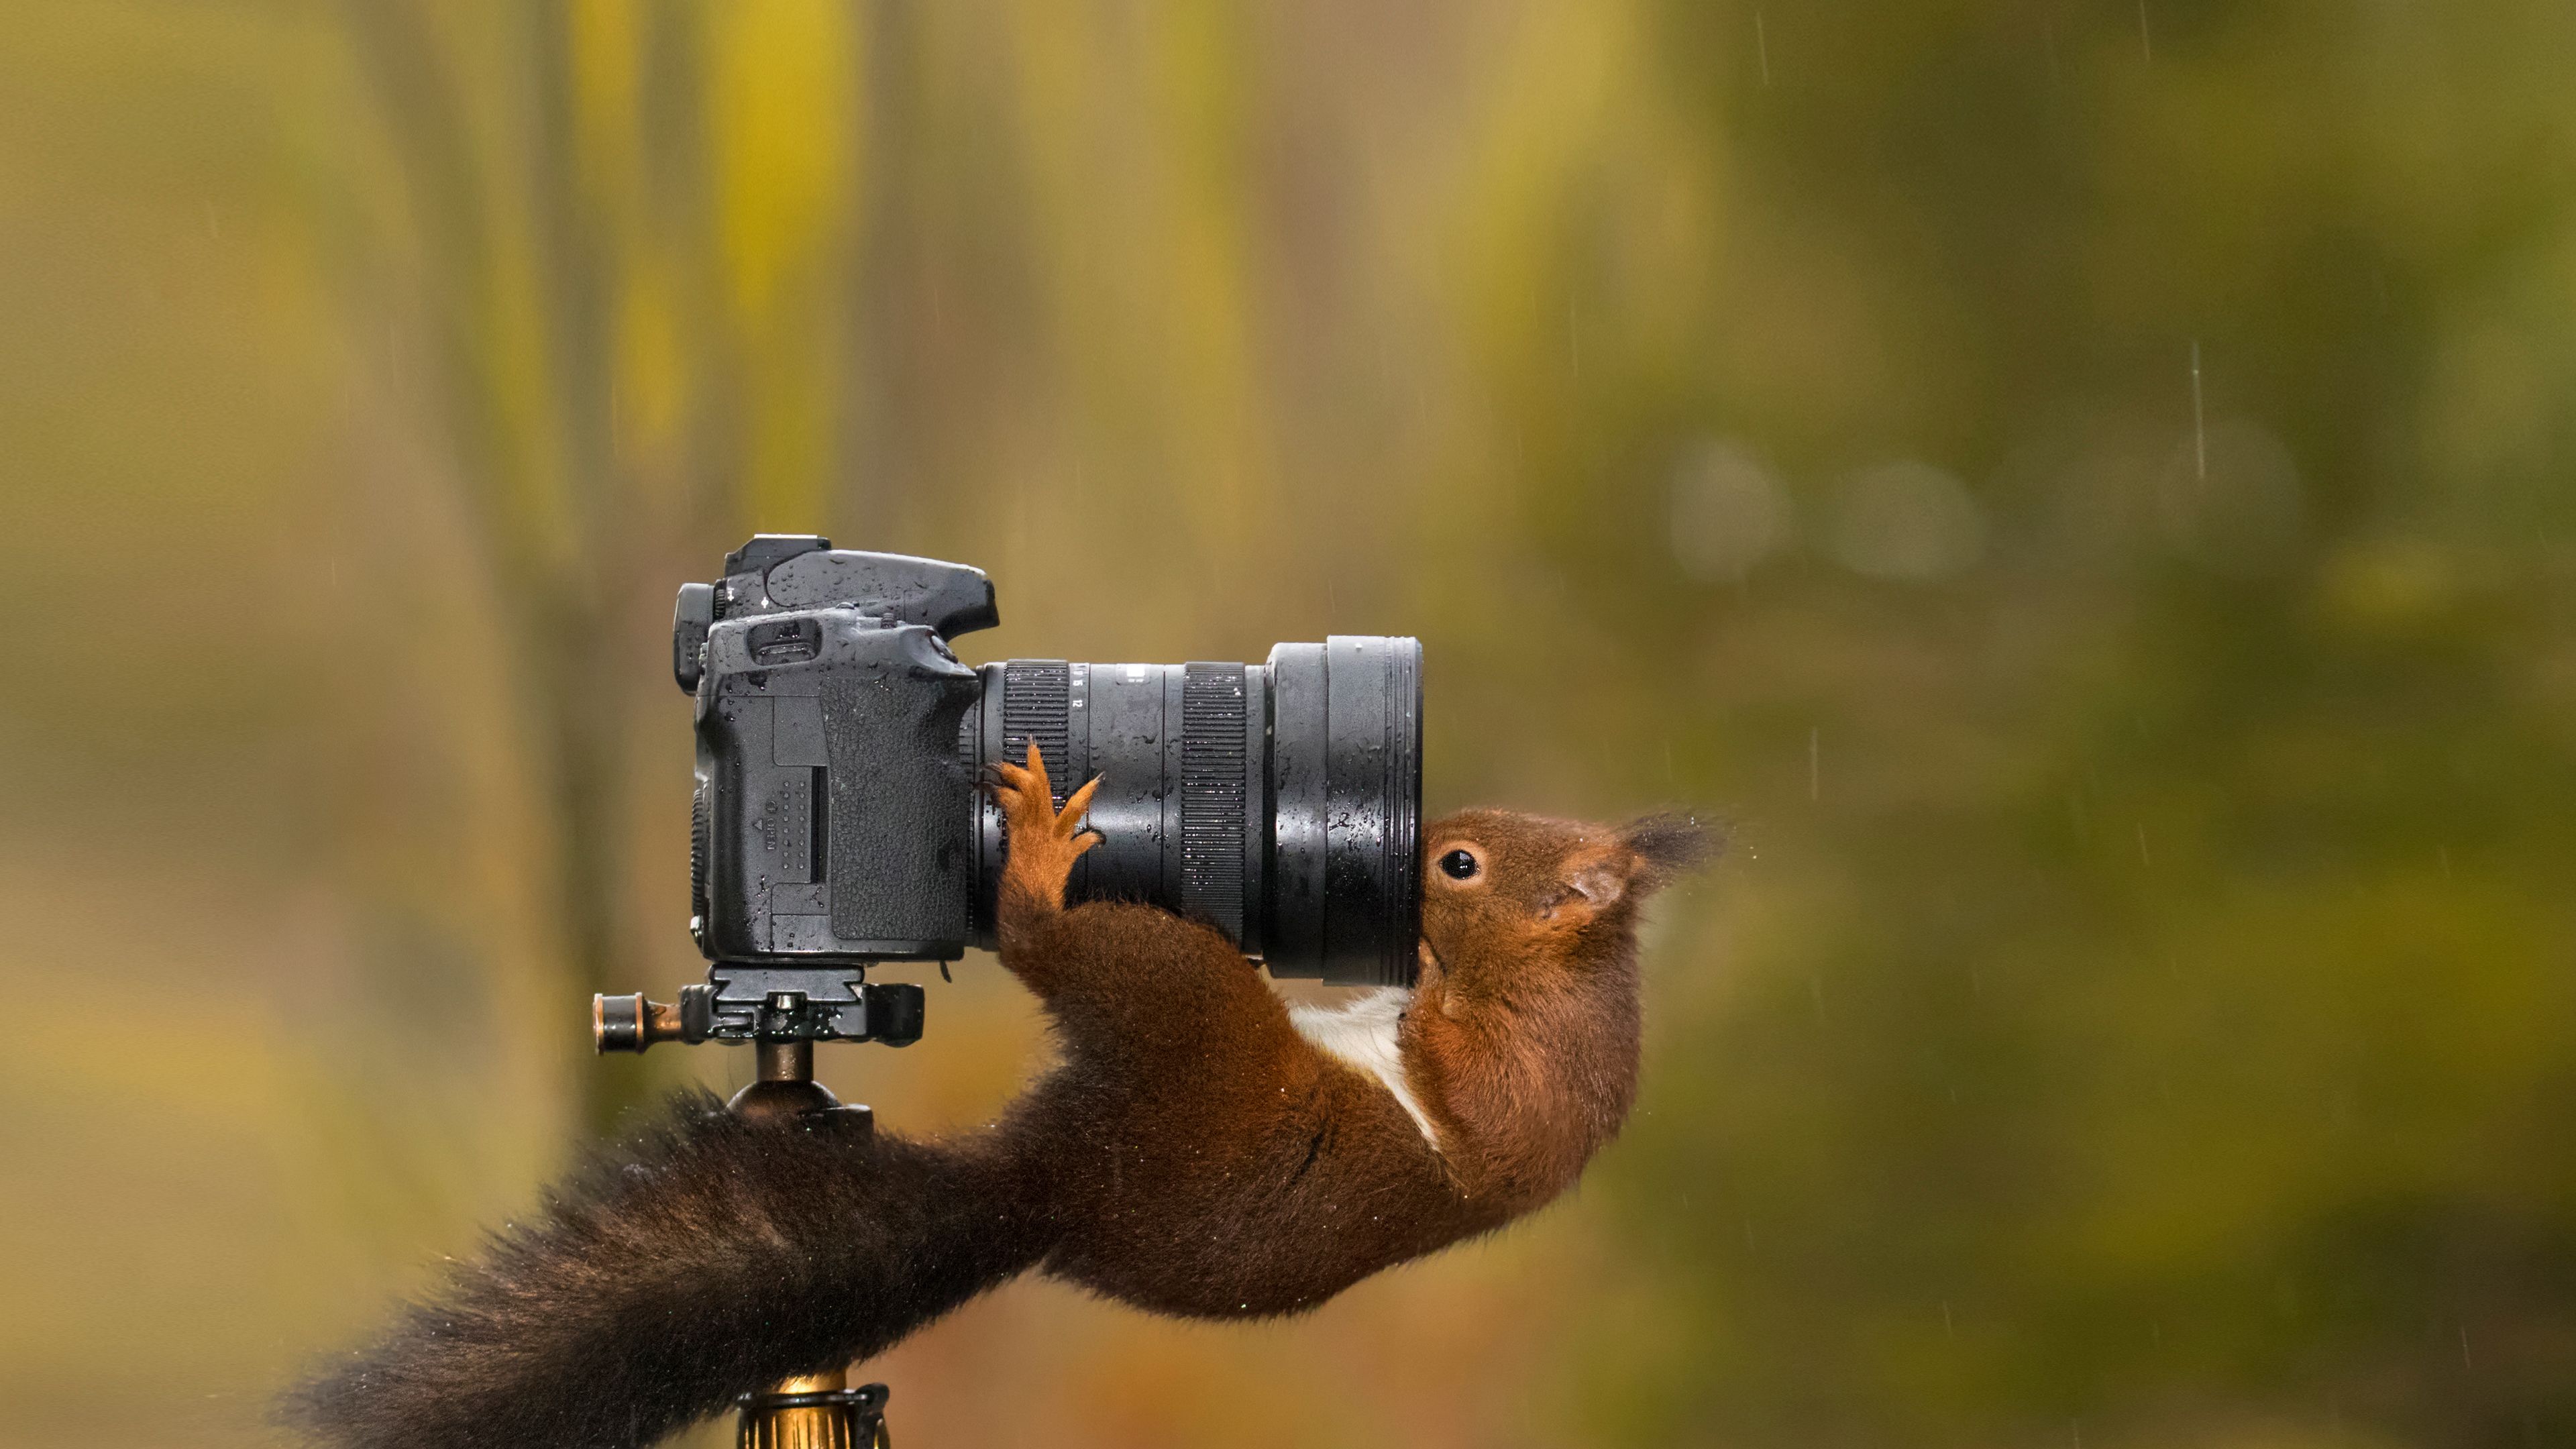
[1621,812,1721,883]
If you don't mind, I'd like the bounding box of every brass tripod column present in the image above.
[728,1039,892,1449]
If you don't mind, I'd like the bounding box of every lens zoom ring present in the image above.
[1002,660,1072,807]
[1181,663,1248,941]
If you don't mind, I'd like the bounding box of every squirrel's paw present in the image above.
[990,743,1102,908]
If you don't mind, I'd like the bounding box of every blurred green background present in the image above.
[5,1,2575,1445]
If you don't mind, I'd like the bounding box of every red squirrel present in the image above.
[289,747,1711,1449]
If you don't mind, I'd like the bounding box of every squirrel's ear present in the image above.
[1562,855,1629,912]
[1621,812,1720,887]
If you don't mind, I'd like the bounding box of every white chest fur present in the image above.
[1287,987,1440,1147]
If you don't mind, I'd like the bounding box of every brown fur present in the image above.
[283,1095,1055,1449]
[989,747,1713,1315]
[284,745,1711,1449]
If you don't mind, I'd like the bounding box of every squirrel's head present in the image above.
[1416,808,1717,994]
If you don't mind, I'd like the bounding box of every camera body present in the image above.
[664,534,1422,1045]
[667,536,993,1044]
[676,534,997,967]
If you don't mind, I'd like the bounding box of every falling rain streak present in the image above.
[2191,341,2208,480]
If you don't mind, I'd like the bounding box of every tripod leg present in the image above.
[729,1036,893,1448]
[735,1371,889,1449]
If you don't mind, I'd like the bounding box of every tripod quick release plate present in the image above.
[596,967,924,1053]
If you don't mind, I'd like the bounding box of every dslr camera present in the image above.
[604,535,1422,1051]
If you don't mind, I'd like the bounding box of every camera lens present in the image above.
[963,637,1423,986]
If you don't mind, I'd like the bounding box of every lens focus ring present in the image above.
[690,782,710,920]
[1000,660,1072,807]
[1180,663,1248,941]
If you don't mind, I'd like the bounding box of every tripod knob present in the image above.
[594,994,687,1053]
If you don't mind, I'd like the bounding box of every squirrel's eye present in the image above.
[1439,849,1480,880]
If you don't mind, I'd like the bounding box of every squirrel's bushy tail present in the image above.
[284,1090,1051,1449]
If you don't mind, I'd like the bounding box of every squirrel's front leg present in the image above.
[991,744,1285,1053]
[988,743,1102,990]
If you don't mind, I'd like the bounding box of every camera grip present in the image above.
[818,629,982,950]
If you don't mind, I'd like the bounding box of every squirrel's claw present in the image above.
[1061,775,1104,843]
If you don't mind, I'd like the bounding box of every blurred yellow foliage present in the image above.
[3,1,2575,1446]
